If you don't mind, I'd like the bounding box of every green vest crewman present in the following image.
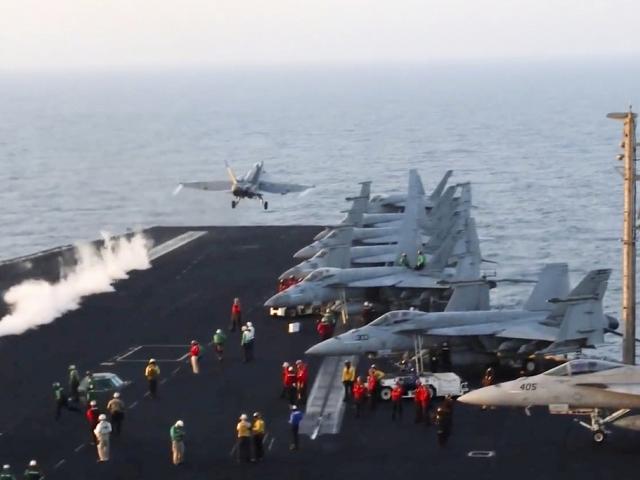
[0,464,16,480]
[415,250,426,270]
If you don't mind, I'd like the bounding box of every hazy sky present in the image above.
[1,0,638,70]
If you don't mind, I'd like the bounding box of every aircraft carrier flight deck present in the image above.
[0,226,636,480]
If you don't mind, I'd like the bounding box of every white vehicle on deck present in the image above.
[379,372,468,400]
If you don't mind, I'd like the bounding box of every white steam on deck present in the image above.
[0,232,151,337]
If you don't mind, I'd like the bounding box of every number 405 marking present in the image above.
[520,383,537,391]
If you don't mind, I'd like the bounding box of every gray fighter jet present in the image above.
[305,266,618,370]
[174,161,313,210]
[458,358,640,444]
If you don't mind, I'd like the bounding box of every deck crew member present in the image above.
[0,464,15,480]
[414,380,430,424]
[295,360,308,402]
[415,250,426,270]
[285,366,297,405]
[53,382,68,420]
[352,377,367,418]
[22,461,44,480]
[107,392,125,435]
[481,367,495,410]
[86,400,100,444]
[236,414,252,463]
[94,414,112,462]
[245,322,256,360]
[361,302,375,325]
[240,326,252,363]
[435,402,453,446]
[280,362,291,398]
[342,360,356,402]
[252,412,266,461]
[212,329,226,361]
[398,252,409,267]
[68,365,80,402]
[145,359,160,398]
[391,381,404,421]
[288,405,304,451]
[230,298,242,332]
[170,420,186,466]
[189,340,201,374]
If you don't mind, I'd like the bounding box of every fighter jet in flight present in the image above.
[458,358,640,444]
[305,266,617,371]
[174,161,313,210]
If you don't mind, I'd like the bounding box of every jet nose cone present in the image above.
[458,386,499,406]
[264,293,287,307]
[305,338,344,356]
[293,245,318,259]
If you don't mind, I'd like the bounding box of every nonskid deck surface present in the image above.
[0,226,636,480]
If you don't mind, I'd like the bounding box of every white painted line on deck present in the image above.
[159,378,168,385]
[115,345,143,361]
[129,401,139,410]
[229,443,238,456]
[74,444,85,453]
[53,459,66,470]
[268,438,275,451]
[100,362,115,366]
[172,367,181,376]
[144,392,150,398]
[148,231,207,261]
[467,451,496,458]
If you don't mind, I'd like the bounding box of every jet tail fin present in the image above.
[429,170,453,203]
[552,269,612,346]
[444,280,491,312]
[523,263,570,312]
[342,182,371,226]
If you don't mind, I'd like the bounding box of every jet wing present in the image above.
[257,180,313,194]
[352,253,397,264]
[494,322,558,341]
[346,273,442,289]
[176,181,230,192]
[574,383,640,396]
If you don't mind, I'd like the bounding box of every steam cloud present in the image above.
[0,232,152,337]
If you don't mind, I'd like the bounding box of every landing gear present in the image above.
[231,200,237,209]
[264,201,269,210]
[575,408,629,444]
[259,196,268,210]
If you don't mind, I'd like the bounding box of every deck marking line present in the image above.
[129,401,139,409]
[467,451,496,458]
[148,231,207,261]
[159,378,168,385]
[268,438,275,451]
[74,444,85,453]
[172,367,181,376]
[53,459,66,469]
[229,443,238,456]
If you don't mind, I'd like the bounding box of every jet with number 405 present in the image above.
[458,358,640,444]
[174,161,313,210]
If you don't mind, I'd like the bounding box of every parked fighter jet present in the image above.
[174,161,313,210]
[458,358,640,444]
[305,266,618,371]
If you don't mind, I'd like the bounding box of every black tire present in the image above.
[593,430,606,444]
[231,200,237,209]
[264,201,269,210]
[524,359,537,374]
[427,385,436,399]
[380,387,392,401]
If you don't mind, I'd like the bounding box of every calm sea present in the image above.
[1,60,639,357]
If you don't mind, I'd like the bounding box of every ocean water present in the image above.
[1,60,639,357]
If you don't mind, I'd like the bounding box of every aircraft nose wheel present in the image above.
[593,430,606,444]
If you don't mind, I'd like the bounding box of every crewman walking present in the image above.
[170,420,186,466]
[251,412,266,462]
[367,365,384,411]
[189,340,201,374]
[53,382,68,420]
[280,362,290,398]
[435,400,453,446]
[415,249,426,270]
[240,326,252,363]
[244,322,256,360]
[22,461,44,480]
[342,360,355,402]
[352,377,367,418]
[86,400,100,444]
[391,381,404,421]
[94,414,112,462]
[295,360,308,403]
[107,392,125,436]
[236,414,252,463]
[212,328,226,362]
[288,405,304,451]
[230,297,242,332]
[68,365,80,402]
[145,359,160,398]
